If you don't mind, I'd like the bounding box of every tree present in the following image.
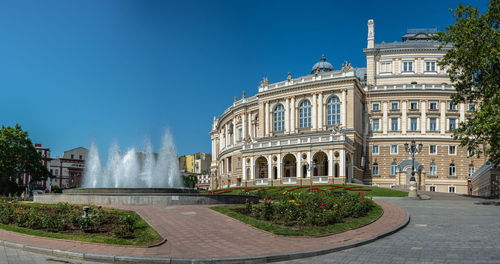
[0,124,52,195]
[436,0,500,164]
[182,174,198,189]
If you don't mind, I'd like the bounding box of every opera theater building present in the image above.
[209,20,486,194]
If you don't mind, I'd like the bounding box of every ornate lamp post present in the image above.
[404,140,423,198]
[306,162,316,193]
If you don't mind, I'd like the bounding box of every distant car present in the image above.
[32,190,44,195]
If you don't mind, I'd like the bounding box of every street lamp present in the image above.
[306,162,316,193]
[404,140,423,198]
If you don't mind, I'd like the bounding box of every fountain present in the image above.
[34,130,257,205]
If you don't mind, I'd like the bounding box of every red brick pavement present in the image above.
[0,201,406,258]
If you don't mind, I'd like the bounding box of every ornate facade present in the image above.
[209,20,486,194]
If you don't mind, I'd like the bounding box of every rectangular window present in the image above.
[380,62,392,73]
[227,157,232,172]
[449,146,456,155]
[449,102,457,110]
[425,61,436,72]
[429,102,438,110]
[372,164,379,176]
[372,103,380,111]
[391,118,399,131]
[410,118,418,131]
[449,119,456,130]
[429,186,436,192]
[429,145,437,154]
[391,102,399,110]
[468,103,476,111]
[238,128,243,141]
[448,186,456,193]
[372,119,380,131]
[430,164,437,176]
[468,165,475,177]
[390,145,398,154]
[410,102,418,110]
[429,118,437,131]
[372,145,379,154]
[402,61,414,72]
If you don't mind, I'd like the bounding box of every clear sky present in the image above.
[0,0,488,157]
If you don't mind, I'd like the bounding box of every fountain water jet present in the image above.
[83,130,182,188]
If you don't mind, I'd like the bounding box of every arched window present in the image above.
[390,162,398,176]
[327,96,341,125]
[372,163,379,176]
[273,104,285,132]
[449,163,456,177]
[429,162,437,176]
[299,100,311,128]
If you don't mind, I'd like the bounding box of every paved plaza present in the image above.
[281,194,500,264]
[0,193,499,263]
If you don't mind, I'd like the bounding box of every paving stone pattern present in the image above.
[0,201,404,259]
[281,196,500,264]
[0,246,99,264]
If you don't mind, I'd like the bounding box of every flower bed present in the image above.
[0,200,162,245]
[238,191,374,227]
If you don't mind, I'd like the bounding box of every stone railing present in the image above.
[282,177,297,185]
[312,176,329,183]
[255,179,268,185]
[369,83,455,91]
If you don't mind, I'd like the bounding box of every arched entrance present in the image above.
[282,154,297,178]
[312,151,328,176]
[399,159,423,188]
[255,156,268,179]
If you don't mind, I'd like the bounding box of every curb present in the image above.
[0,209,410,264]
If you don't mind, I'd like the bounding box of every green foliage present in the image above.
[182,174,198,188]
[51,185,62,193]
[436,0,500,164]
[241,191,373,228]
[0,124,52,195]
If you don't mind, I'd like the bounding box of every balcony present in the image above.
[242,134,353,152]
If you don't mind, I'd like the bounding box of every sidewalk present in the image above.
[0,201,408,263]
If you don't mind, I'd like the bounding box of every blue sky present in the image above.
[0,0,488,157]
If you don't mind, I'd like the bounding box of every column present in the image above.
[318,93,323,130]
[277,154,282,179]
[267,155,273,181]
[285,98,290,133]
[459,103,465,122]
[290,97,296,132]
[295,152,301,179]
[440,101,446,134]
[233,119,237,145]
[339,149,345,177]
[402,101,407,134]
[421,101,427,134]
[242,157,247,180]
[341,89,347,127]
[307,151,312,178]
[312,94,317,129]
[248,113,253,139]
[328,150,334,177]
[382,101,388,134]
[250,157,255,180]
[265,102,270,136]
[242,113,246,140]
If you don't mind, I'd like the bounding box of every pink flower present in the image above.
[320,202,327,207]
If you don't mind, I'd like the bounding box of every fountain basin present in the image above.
[33,188,258,206]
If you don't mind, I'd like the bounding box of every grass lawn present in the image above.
[205,184,408,197]
[0,202,163,246]
[211,202,383,237]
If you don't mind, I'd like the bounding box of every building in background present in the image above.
[209,20,487,194]
[48,147,88,189]
[178,153,212,174]
[470,162,500,198]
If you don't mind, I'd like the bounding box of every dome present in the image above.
[311,55,334,74]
